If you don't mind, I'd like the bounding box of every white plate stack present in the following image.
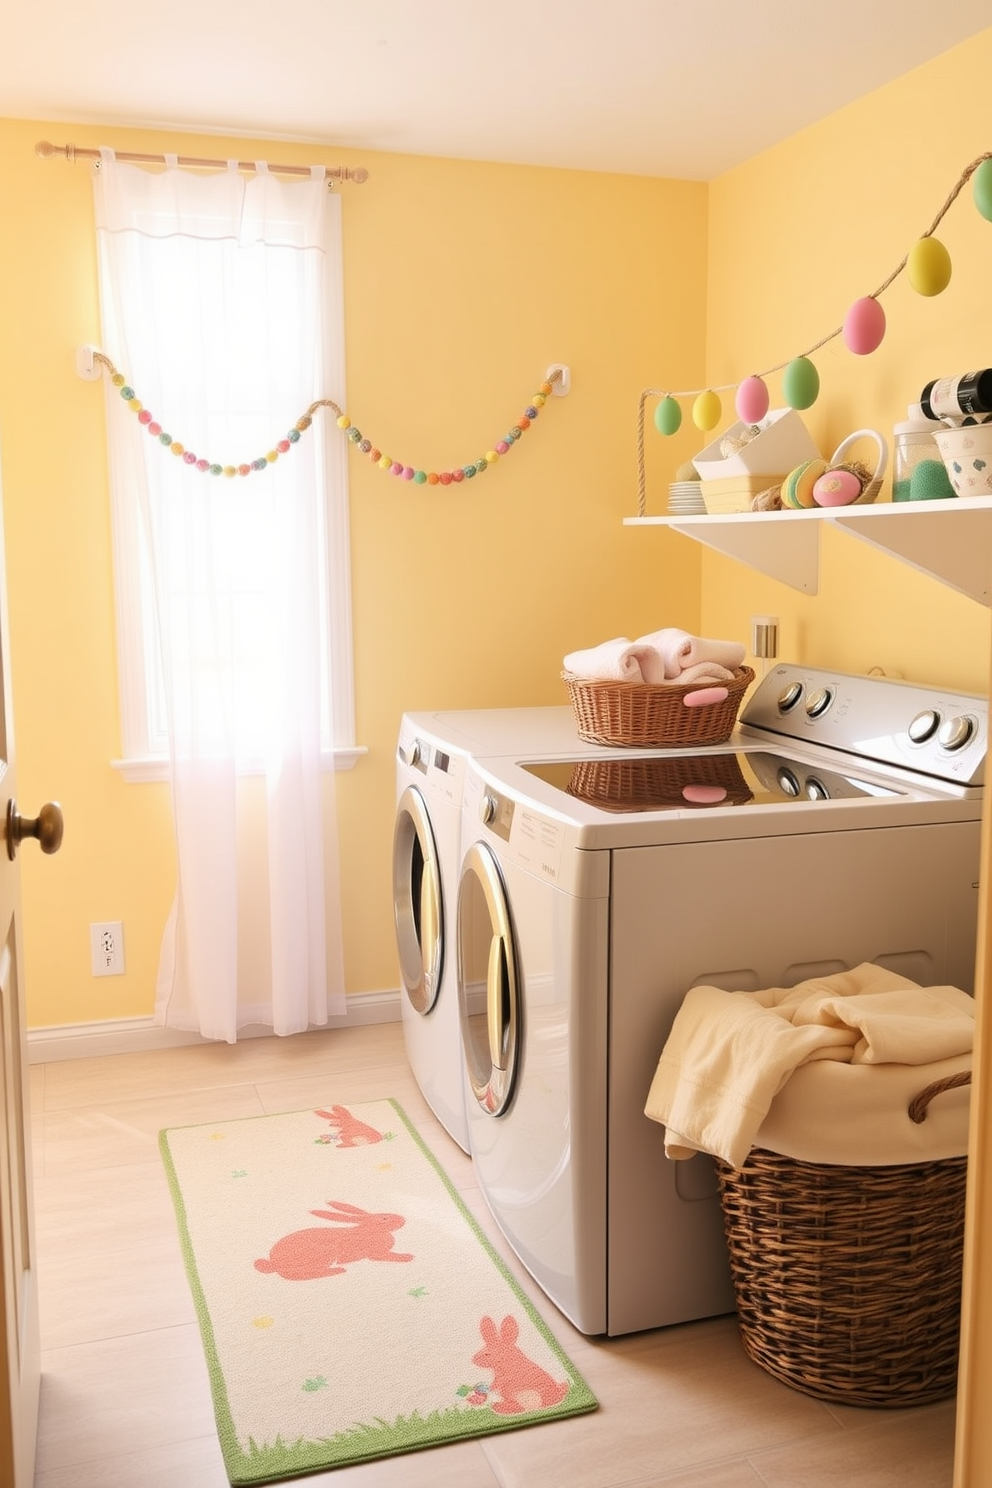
[668,480,706,514]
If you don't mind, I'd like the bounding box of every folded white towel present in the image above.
[564,631,744,685]
[563,637,652,682]
[644,964,974,1168]
[634,627,746,681]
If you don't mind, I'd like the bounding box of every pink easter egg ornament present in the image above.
[843,296,886,355]
[735,376,769,424]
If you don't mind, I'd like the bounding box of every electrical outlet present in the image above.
[90,921,125,977]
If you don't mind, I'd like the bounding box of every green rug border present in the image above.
[159,1096,598,1483]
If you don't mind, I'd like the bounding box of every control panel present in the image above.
[740,665,988,786]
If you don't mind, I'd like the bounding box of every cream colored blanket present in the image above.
[644,964,973,1168]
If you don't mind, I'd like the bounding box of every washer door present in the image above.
[456,840,520,1116]
[393,786,443,1015]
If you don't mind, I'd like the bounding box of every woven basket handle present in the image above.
[829,427,888,481]
[908,1069,972,1124]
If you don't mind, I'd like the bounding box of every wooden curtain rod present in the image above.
[35,140,369,184]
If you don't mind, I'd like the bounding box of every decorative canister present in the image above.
[892,404,954,502]
[932,422,992,498]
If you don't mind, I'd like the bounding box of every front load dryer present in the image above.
[393,705,587,1153]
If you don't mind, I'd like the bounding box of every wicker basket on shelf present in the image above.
[715,1070,971,1408]
[561,665,754,748]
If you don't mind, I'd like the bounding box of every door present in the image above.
[456,840,520,1117]
[392,785,444,1015]
[0,453,62,1488]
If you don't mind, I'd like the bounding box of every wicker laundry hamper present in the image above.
[715,1070,971,1408]
[562,665,754,748]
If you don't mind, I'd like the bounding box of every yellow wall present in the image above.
[701,29,992,687]
[0,118,706,1025]
[1,29,989,1027]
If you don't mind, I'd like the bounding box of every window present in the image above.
[94,155,357,780]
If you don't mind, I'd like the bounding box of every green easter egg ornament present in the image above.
[907,236,952,296]
[654,396,682,436]
[692,390,722,431]
[973,158,992,224]
[782,356,820,410]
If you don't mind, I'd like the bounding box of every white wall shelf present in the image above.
[624,496,992,605]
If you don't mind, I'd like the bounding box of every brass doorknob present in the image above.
[6,800,64,861]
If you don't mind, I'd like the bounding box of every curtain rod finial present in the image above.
[76,344,102,382]
[35,140,59,159]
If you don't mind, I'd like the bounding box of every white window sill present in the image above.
[111,746,368,784]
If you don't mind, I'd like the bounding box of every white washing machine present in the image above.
[393,706,589,1151]
[455,665,987,1336]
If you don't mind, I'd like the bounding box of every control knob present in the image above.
[479,793,499,826]
[908,710,940,744]
[804,687,833,719]
[400,739,423,768]
[937,715,975,752]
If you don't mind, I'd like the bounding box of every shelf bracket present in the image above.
[832,503,992,606]
[625,512,820,594]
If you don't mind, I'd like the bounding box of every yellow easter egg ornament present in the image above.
[692,390,722,431]
[907,236,952,297]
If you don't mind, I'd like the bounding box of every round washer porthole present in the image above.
[456,840,520,1117]
[392,785,443,1016]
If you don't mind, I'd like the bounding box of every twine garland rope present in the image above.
[91,350,562,487]
[636,150,992,515]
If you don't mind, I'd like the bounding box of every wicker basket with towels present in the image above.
[562,628,752,748]
[644,964,973,1407]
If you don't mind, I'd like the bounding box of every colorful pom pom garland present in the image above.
[91,351,562,486]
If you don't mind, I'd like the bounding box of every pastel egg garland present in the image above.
[647,149,991,447]
[98,355,562,486]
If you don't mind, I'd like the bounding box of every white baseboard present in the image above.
[27,989,402,1064]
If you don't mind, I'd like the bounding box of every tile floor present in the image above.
[29,1020,957,1486]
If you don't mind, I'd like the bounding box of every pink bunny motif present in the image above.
[314,1105,386,1148]
[254,1200,413,1280]
[472,1315,569,1415]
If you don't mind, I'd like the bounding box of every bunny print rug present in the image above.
[160,1098,597,1483]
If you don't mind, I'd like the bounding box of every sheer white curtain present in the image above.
[94,150,346,1041]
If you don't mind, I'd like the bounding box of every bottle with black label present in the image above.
[920,370,992,421]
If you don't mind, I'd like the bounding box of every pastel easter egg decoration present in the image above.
[843,296,886,355]
[781,356,820,411]
[735,375,769,424]
[812,467,863,507]
[907,236,952,296]
[654,395,682,436]
[675,459,699,481]
[692,389,722,431]
[781,457,827,509]
[972,157,992,223]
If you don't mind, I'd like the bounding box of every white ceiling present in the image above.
[5,1,990,181]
